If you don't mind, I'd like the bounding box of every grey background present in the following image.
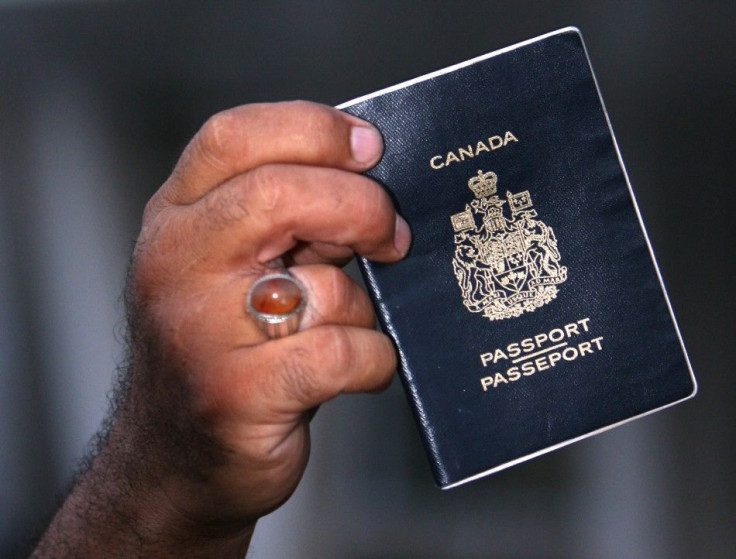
[0,1,733,558]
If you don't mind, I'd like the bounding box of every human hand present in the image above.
[31,101,410,558]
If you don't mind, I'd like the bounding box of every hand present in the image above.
[31,101,411,558]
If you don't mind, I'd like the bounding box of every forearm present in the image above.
[33,498,253,558]
[30,412,255,558]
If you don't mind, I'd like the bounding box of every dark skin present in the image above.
[30,101,411,558]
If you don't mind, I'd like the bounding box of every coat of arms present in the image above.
[451,170,567,321]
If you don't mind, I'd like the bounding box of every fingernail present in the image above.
[350,125,383,165]
[394,214,411,257]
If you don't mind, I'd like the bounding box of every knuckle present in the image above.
[285,99,327,122]
[305,105,341,137]
[246,165,288,213]
[287,101,347,151]
[322,326,355,376]
[324,268,360,320]
[355,181,394,240]
[142,190,166,222]
[195,110,242,170]
[284,99,316,114]
[278,327,356,405]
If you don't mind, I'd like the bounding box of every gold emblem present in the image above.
[451,170,568,321]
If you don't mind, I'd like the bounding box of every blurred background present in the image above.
[0,1,733,558]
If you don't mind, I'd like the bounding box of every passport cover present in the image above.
[338,27,696,489]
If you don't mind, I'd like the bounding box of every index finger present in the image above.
[157,101,384,208]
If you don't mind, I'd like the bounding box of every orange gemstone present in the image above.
[250,277,302,315]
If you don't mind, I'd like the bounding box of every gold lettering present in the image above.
[458,145,474,160]
[521,361,536,376]
[549,328,565,342]
[578,341,593,356]
[493,348,508,362]
[429,131,518,170]
[504,131,518,144]
[430,155,444,169]
[478,318,606,394]
[521,338,535,353]
[488,135,504,149]
[480,352,494,367]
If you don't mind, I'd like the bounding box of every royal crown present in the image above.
[468,169,498,198]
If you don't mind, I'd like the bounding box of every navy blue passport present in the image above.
[338,28,696,488]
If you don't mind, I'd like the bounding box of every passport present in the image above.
[337,27,696,488]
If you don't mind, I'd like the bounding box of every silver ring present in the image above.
[246,270,306,339]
